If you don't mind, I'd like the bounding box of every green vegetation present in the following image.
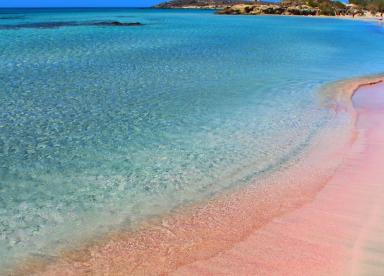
[155,0,248,8]
[319,3,337,15]
[283,0,346,15]
[158,0,384,17]
[284,0,383,16]
[350,0,384,14]
[307,0,320,7]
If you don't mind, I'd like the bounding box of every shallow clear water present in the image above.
[1,8,384,269]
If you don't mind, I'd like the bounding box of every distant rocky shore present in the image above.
[156,0,384,19]
[218,3,319,16]
[155,0,243,9]
[217,1,375,17]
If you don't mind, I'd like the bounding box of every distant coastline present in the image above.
[155,0,384,21]
[154,0,246,10]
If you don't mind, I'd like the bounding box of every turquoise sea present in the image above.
[1,8,384,270]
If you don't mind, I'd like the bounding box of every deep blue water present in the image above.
[1,8,384,269]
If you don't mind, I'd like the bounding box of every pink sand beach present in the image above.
[16,77,384,275]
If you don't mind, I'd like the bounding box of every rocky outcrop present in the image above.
[216,0,375,17]
[285,5,319,15]
[156,0,380,18]
[218,3,319,15]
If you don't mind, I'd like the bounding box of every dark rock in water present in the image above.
[0,21,79,29]
[0,16,25,20]
[92,21,143,26]
[0,12,22,15]
[0,20,144,30]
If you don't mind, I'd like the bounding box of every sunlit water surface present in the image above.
[1,8,384,269]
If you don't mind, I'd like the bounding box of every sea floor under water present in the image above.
[12,78,384,276]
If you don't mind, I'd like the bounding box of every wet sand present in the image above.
[175,80,384,275]
[14,77,384,275]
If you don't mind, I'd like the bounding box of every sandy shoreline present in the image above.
[220,13,384,23]
[12,76,384,275]
[176,79,384,275]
